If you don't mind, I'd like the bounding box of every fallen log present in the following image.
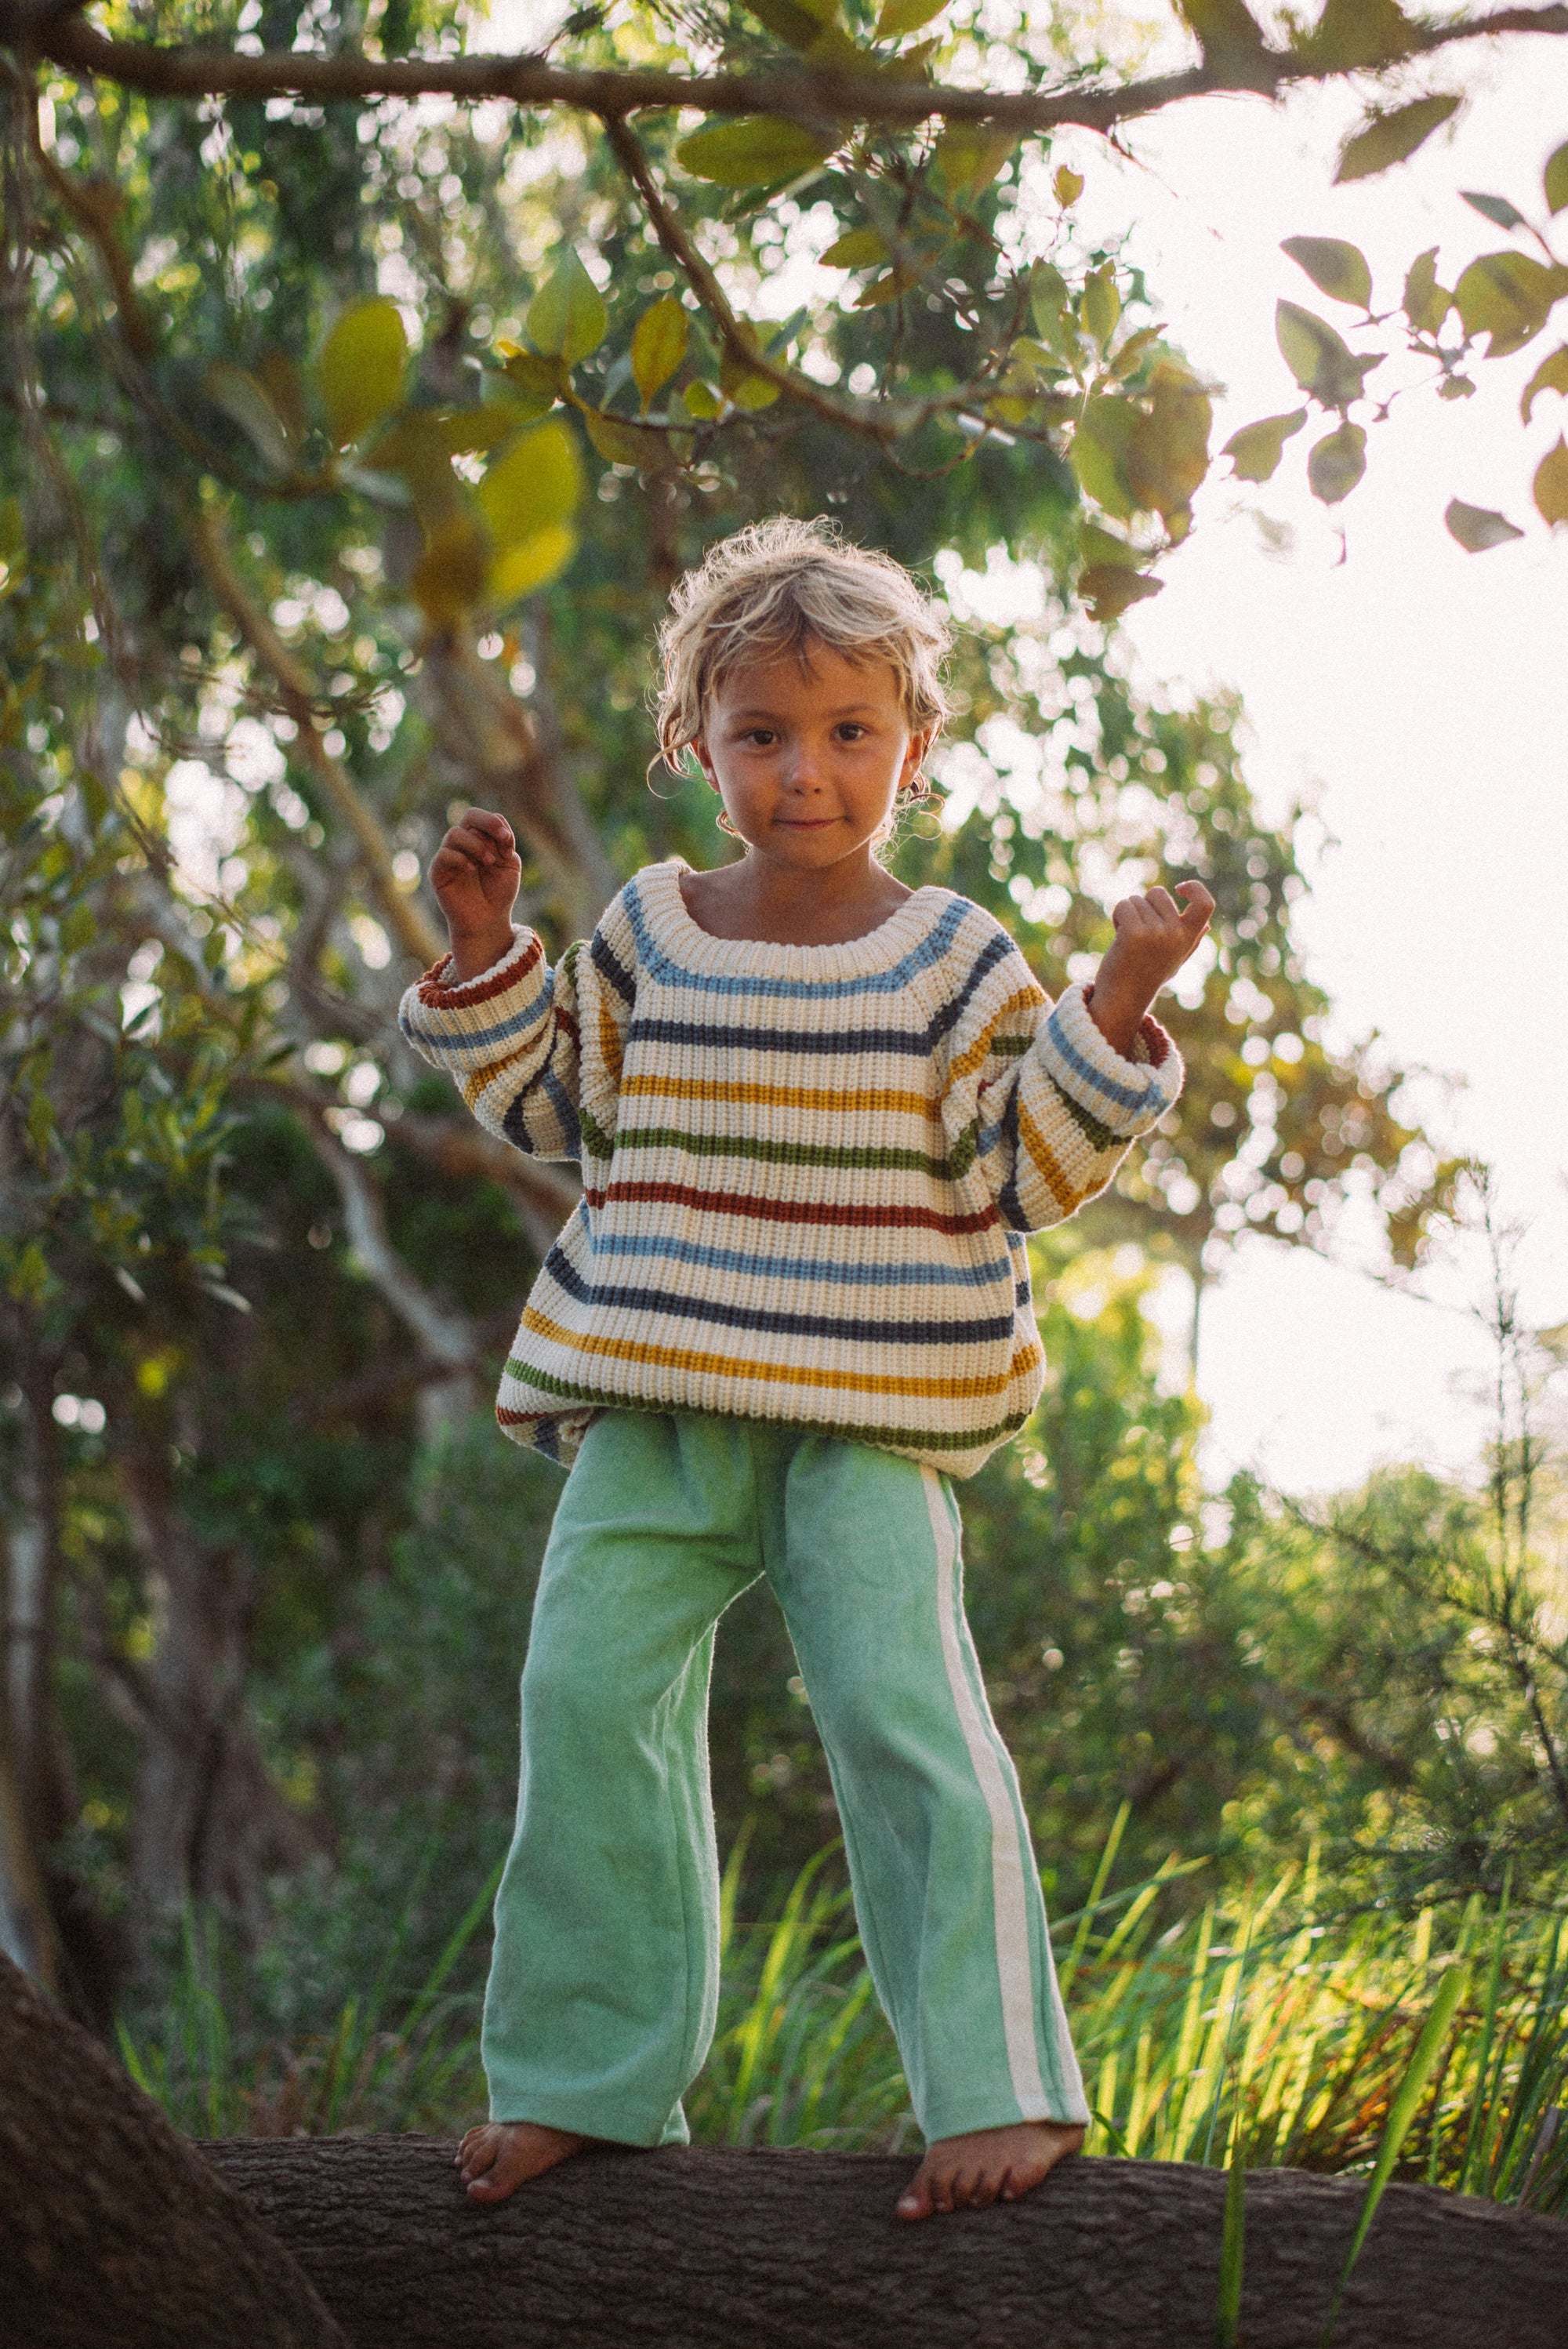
[0,1951,343,2349]
[203,2133,1568,2349]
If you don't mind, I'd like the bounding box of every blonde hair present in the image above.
[655,517,953,774]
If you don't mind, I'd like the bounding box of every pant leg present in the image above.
[482,1411,756,2144]
[766,1434,1088,2144]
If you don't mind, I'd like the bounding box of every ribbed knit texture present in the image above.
[398,859,1182,1478]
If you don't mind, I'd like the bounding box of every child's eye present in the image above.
[835,723,867,742]
[742,728,776,746]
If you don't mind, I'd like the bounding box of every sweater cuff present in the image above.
[397,929,546,1066]
[1039,982,1184,1138]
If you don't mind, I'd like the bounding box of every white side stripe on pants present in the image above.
[920,1465,1051,2122]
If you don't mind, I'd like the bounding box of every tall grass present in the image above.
[124,1835,1568,2216]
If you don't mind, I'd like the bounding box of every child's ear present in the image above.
[691,736,717,786]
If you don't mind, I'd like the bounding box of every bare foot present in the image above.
[896,2119,1084,2220]
[456,2119,589,2203]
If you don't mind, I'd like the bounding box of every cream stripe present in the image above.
[920,1465,1050,2122]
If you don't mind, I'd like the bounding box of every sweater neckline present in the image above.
[638,859,953,982]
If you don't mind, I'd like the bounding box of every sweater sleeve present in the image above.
[396,892,637,1166]
[938,941,1183,1233]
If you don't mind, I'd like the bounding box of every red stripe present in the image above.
[417,933,542,1008]
[582,1179,1000,1236]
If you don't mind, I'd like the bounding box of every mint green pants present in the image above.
[482,1411,1088,2146]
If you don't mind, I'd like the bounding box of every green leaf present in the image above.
[1454,251,1568,357]
[1461,190,1527,232]
[684,379,725,419]
[1402,248,1450,335]
[1071,396,1139,518]
[477,419,583,548]
[1280,236,1372,310]
[1444,498,1525,551]
[1081,265,1122,352]
[1535,436,1568,525]
[1303,0,1414,70]
[630,297,689,408]
[205,362,295,473]
[676,116,837,187]
[1078,564,1163,622]
[316,300,408,449]
[1521,343,1568,423]
[1221,408,1307,482]
[1125,362,1212,518]
[1080,522,1142,569]
[821,228,890,269]
[1175,0,1268,64]
[1334,94,1460,184]
[1306,419,1367,504]
[498,345,565,416]
[1319,1966,1468,2349]
[528,249,608,367]
[1546,140,1568,216]
[488,525,578,607]
[1275,300,1381,407]
[933,124,1017,194]
[874,0,946,34]
[412,515,492,626]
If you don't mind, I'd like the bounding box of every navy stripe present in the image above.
[591,927,637,1007]
[541,1248,1015,1347]
[998,1086,1029,1233]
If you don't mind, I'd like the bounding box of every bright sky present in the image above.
[1036,34,1568,1494]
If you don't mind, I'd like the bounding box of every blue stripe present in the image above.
[541,1249,1015,1347]
[583,1229,1014,1289]
[406,984,552,1056]
[1044,1001,1163,1120]
[627,880,985,1003]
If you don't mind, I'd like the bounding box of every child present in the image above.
[400,518,1212,2220]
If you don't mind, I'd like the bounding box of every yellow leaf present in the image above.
[477,419,583,547]
[684,381,725,419]
[1281,236,1372,310]
[1402,249,1450,336]
[1534,435,1568,525]
[1054,166,1084,207]
[316,300,408,449]
[489,525,578,605]
[1453,251,1567,358]
[630,297,689,409]
[874,0,946,33]
[933,125,1017,195]
[1545,140,1568,216]
[1080,265,1121,353]
[1304,0,1414,70]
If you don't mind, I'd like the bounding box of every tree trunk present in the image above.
[200,2136,1567,2349]
[0,1951,343,2349]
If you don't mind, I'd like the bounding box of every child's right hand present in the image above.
[430,807,522,979]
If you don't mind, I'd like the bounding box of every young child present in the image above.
[400,518,1212,2221]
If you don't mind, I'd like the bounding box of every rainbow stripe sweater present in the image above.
[398,860,1182,1479]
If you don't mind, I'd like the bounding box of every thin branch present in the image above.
[29,10,1568,133]
[309,1117,477,1368]
[183,501,445,967]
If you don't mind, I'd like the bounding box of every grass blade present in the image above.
[1058,1799,1130,1998]
[1319,1962,1468,2348]
[1214,2108,1247,2349]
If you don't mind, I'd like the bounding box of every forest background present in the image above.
[2,0,1566,2196]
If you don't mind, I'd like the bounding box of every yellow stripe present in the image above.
[520,1309,1042,1401]
[1014,1095,1087,1219]
[942,989,1048,1092]
[619,1073,938,1120]
[598,999,624,1087]
[459,1037,539,1113]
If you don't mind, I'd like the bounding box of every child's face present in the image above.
[694,642,929,877]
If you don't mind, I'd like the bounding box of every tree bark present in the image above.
[199,2136,1568,2349]
[0,1951,344,2349]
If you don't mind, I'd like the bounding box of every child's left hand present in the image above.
[1087,880,1214,1059]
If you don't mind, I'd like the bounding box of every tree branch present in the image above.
[27,10,1568,133]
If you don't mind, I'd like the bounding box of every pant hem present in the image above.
[919,2094,1091,2143]
[486,2097,679,2148]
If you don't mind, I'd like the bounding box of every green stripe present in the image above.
[610,1120,979,1182]
[501,1365,1030,1458]
[579,1103,615,1164]
[1047,1071,1119,1155]
[990,1034,1031,1060]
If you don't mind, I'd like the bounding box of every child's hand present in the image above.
[1086,879,1214,1060]
[430,807,523,980]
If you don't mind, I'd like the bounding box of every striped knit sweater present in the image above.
[398,859,1182,1479]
